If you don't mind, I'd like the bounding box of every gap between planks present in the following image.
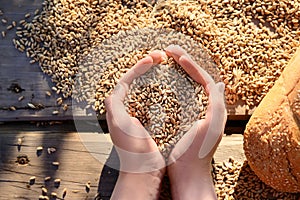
[0,123,244,199]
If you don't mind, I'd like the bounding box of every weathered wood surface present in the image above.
[0,0,97,122]
[0,122,110,200]
[0,122,245,200]
[0,0,255,122]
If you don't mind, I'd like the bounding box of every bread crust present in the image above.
[244,47,300,192]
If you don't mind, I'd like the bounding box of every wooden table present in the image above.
[0,122,245,200]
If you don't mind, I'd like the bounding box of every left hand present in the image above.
[105,50,167,173]
[105,50,168,200]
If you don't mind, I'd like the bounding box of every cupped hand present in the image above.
[165,44,227,167]
[104,50,167,173]
[165,45,226,200]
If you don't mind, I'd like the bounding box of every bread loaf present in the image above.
[243,47,300,193]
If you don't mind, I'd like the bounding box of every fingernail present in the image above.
[165,44,175,56]
[165,44,175,51]
[150,51,167,64]
[161,51,168,60]
[165,45,182,62]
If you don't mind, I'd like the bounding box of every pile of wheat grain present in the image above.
[12,0,299,114]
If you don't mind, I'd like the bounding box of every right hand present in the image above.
[166,44,227,175]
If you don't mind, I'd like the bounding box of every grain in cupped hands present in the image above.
[124,55,208,158]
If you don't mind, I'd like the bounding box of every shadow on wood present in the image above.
[95,147,119,200]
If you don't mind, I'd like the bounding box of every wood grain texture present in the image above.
[0,122,245,200]
[0,0,80,121]
[0,125,112,199]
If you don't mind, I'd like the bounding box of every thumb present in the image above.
[198,82,226,159]
[167,119,207,165]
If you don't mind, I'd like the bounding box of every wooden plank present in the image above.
[0,103,104,121]
[0,0,44,15]
[0,122,245,200]
[0,47,30,58]
[226,100,255,117]
[214,134,245,162]
[0,131,110,199]
[0,0,70,122]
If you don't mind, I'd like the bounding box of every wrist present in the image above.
[111,168,166,200]
[169,157,212,175]
[168,162,216,200]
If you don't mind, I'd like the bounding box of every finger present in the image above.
[119,56,154,86]
[204,82,225,122]
[165,44,186,63]
[178,55,215,91]
[105,85,130,128]
[149,50,167,65]
[168,83,226,162]
[166,45,215,90]
[167,119,207,165]
[105,84,151,139]
[198,82,227,159]
[119,50,167,86]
